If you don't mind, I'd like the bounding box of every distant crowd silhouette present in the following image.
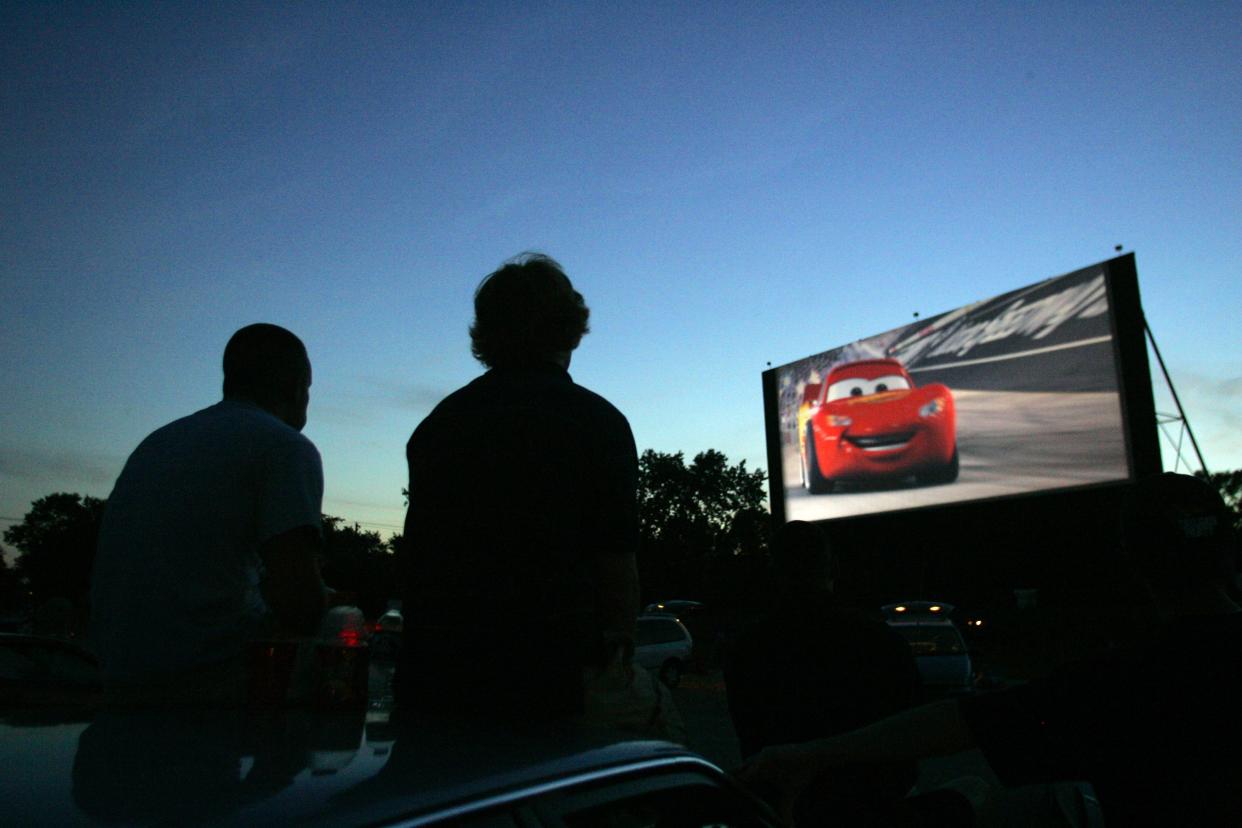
[85,252,1241,825]
[739,472,1242,826]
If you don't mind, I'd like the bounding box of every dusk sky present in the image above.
[3,2,1239,540]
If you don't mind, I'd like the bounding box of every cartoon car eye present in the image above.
[873,374,911,392]
[827,373,910,401]
[828,379,866,401]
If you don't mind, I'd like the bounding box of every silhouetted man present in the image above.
[739,473,1242,826]
[397,253,639,719]
[726,521,918,758]
[725,520,921,823]
[92,323,328,702]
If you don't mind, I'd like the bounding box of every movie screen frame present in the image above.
[761,254,1159,526]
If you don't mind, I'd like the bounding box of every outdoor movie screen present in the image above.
[766,260,1133,523]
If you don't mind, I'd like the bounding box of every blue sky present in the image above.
[2,2,1239,539]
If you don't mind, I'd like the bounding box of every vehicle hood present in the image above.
[0,706,699,827]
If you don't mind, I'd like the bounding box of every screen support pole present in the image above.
[1144,316,1209,475]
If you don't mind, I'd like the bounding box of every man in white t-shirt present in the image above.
[91,323,328,699]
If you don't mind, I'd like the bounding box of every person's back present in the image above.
[93,401,313,680]
[968,611,1242,825]
[91,324,327,698]
[397,255,639,719]
[960,472,1242,824]
[401,366,635,715]
[738,477,1242,826]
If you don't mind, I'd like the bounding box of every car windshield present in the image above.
[893,625,965,656]
[825,374,911,401]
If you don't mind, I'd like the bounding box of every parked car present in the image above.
[369,609,404,662]
[0,633,102,705]
[881,601,974,696]
[643,599,705,617]
[374,609,403,634]
[635,613,693,688]
[0,613,31,634]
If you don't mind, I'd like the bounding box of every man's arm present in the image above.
[736,699,975,824]
[596,550,640,652]
[721,630,770,761]
[260,524,328,636]
[592,411,641,654]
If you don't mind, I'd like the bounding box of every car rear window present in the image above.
[892,624,965,656]
[636,619,686,646]
[0,641,100,684]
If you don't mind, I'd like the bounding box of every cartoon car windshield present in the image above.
[825,373,912,401]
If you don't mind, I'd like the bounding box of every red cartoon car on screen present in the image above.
[798,358,958,493]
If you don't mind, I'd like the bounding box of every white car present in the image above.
[374,609,404,634]
[370,609,404,661]
[635,614,693,688]
[882,601,974,696]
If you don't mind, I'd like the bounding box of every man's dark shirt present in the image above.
[961,613,1242,826]
[396,363,638,717]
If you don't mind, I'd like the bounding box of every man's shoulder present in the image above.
[408,378,485,440]
[141,401,318,459]
[412,368,631,440]
[563,378,629,422]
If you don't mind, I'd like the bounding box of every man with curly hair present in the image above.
[397,254,641,721]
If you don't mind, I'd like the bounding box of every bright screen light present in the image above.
[766,261,1131,523]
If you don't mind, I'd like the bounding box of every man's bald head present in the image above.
[222,324,311,431]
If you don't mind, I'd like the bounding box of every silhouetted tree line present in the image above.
[0,540,26,616]
[1,493,105,625]
[1197,469,1242,533]
[319,516,401,618]
[0,493,402,623]
[7,466,1240,628]
[635,449,769,606]
[0,447,776,622]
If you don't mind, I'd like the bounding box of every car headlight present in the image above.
[827,415,852,427]
[918,397,946,418]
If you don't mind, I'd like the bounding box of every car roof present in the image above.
[0,706,718,826]
[881,600,956,616]
[644,600,703,609]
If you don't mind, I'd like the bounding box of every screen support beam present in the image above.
[1144,317,1209,475]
